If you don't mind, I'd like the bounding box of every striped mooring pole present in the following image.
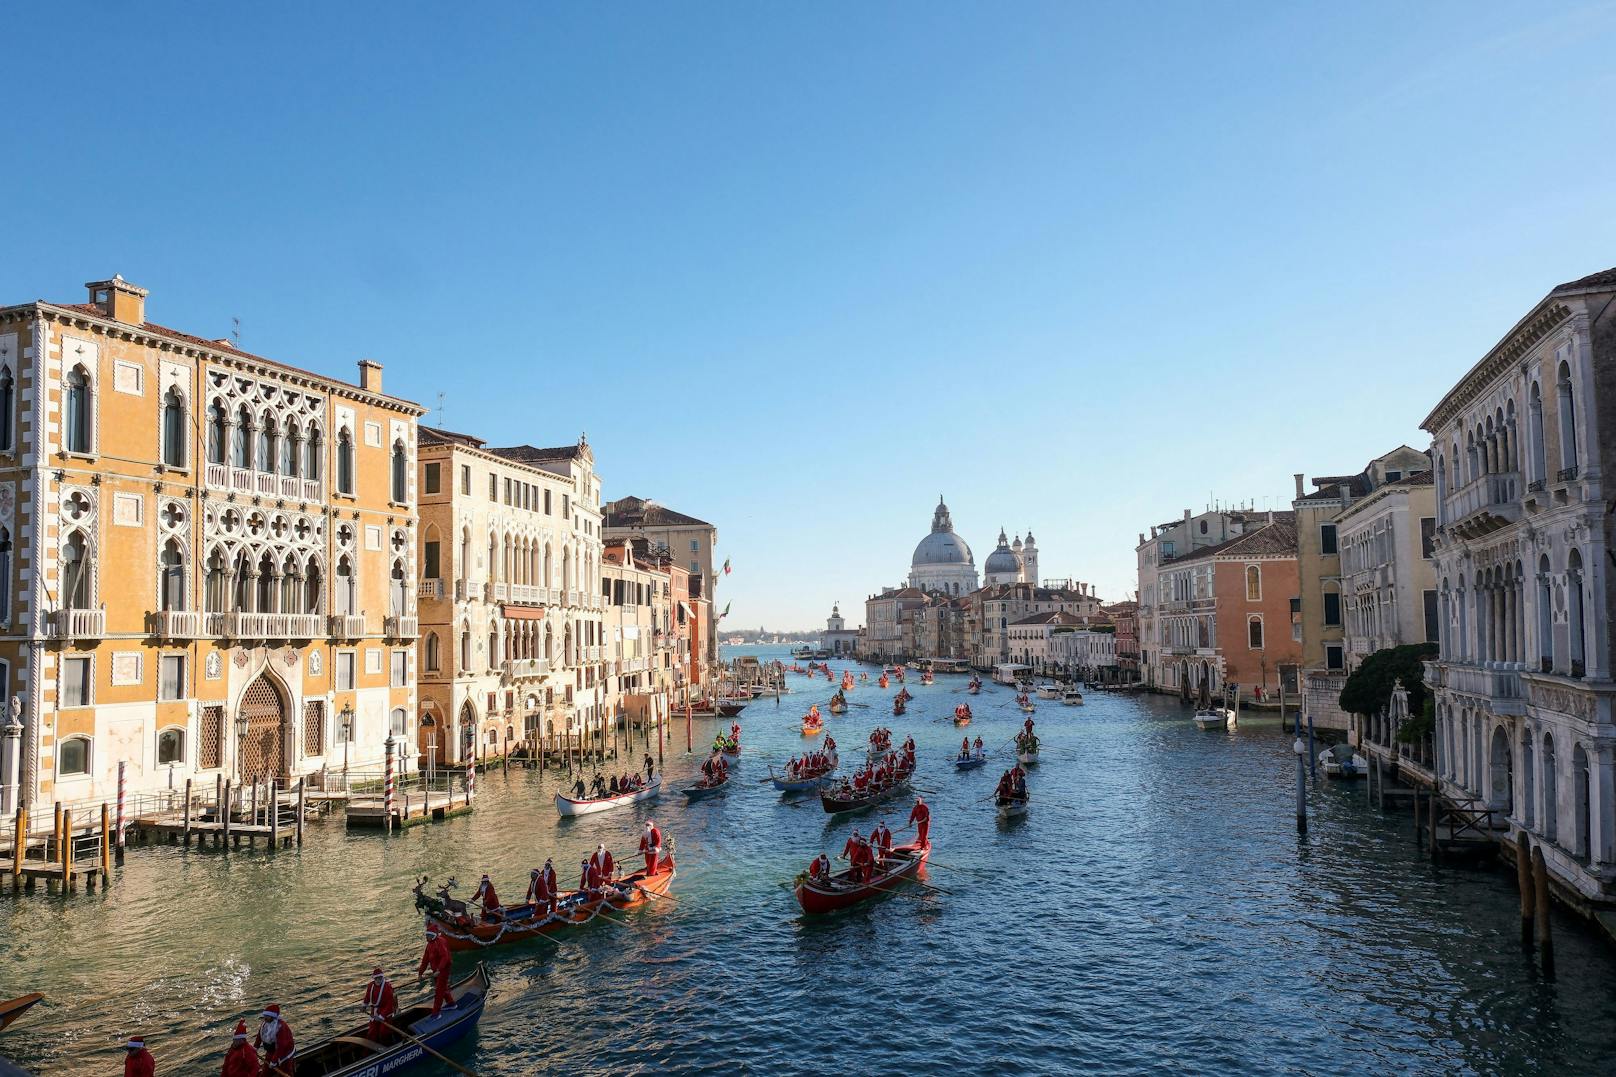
[115,760,127,862]
[466,752,476,803]
[383,735,396,834]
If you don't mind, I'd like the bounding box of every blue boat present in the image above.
[952,754,988,770]
[287,962,490,1075]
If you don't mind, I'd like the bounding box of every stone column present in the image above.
[1593,744,1614,869]
[0,698,21,816]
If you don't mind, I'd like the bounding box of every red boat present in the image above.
[795,842,931,913]
[414,857,676,952]
[819,758,916,814]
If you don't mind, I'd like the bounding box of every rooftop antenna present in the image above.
[231,317,241,346]
[436,392,446,428]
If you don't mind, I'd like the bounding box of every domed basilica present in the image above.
[907,496,1038,595]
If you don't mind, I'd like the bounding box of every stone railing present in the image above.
[150,609,204,640]
[418,578,443,600]
[48,607,105,639]
[384,615,419,639]
[1447,663,1524,711]
[510,584,543,605]
[329,613,367,640]
[226,611,322,640]
[506,657,549,679]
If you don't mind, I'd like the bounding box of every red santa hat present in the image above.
[372,966,385,978]
[125,1034,145,1049]
[232,1020,249,1041]
[261,1004,281,1020]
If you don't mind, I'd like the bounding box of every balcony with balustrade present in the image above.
[418,578,443,601]
[508,584,544,605]
[222,611,323,640]
[149,609,204,641]
[1441,661,1525,715]
[505,657,549,680]
[48,607,105,640]
[329,613,366,640]
[384,614,419,640]
[206,462,322,503]
[1444,471,1521,540]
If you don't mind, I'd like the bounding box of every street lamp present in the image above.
[340,703,354,777]
[1293,735,1308,834]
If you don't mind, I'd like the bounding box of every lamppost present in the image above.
[340,703,354,777]
[1294,735,1308,834]
[234,712,250,784]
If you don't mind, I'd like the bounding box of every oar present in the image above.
[630,882,680,903]
[385,1020,479,1077]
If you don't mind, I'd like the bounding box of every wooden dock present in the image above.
[7,802,112,893]
[346,787,473,829]
[130,776,310,850]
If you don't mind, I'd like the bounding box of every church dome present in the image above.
[911,496,974,568]
[984,529,1022,576]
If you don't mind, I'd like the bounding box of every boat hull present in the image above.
[953,756,987,770]
[554,777,661,817]
[429,862,676,953]
[996,799,1028,819]
[820,770,915,814]
[1016,751,1039,765]
[295,964,491,1076]
[683,778,729,799]
[802,723,824,736]
[794,842,930,914]
[0,993,43,1034]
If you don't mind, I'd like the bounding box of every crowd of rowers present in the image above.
[994,766,1029,807]
[698,752,731,785]
[827,736,916,797]
[867,726,895,754]
[460,821,668,926]
[574,758,655,801]
[782,739,838,778]
[805,797,932,886]
[711,720,742,754]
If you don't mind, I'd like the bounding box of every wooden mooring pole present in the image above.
[269,779,281,850]
[183,778,193,847]
[295,778,306,846]
[12,806,26,890]
[1516,832,1535,951]
[1413,786,1422,851]
[222,779,233,849]
[1532,843,1555,977]
[99,802,111,886]
[60,807,72,891]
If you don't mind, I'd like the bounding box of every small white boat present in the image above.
[1319,744,1368,779]
[996,797,1028,819]
[1061,689,1084,706]
[553,776,662,817]
[1016,749,1039,766]
[1035,684,1061,700]
[1193,708,1235,731]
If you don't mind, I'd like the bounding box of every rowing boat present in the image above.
[953,753,987,770]
[0,993,43,1035]
[819,762,915,815]
[802,721,824,736]
[770,756,838,791]
[284,964,490,1076]
[554,776,661,817]
[420,859,676,952]
[996,796,1029,819]
[717,700,748,717]
[795,842,931,914]
[1016,749,1039,765]
[683,773,730,800]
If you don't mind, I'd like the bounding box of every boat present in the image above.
[716,699,748,718]
[282,964,490,1076]
[794,841,931,914]
[996,795,1029,820]
[770,753,839,792]
[683,772,730,799]
[828,695,848,715]
[802,720,824,736]
[1319,743,1368,778]
[1019,700,1036,714]
[714,736,741,757]
[966,677,982,695]
[1061,688,1084,706]
[1015,733,1040,766]
[953,704,972,726]
[953,752,988,770]
[820,761,916,814]
[1035,684,1061,700]
[893,696,907,716]
[1193,707,1234,731]
[0,993,43,1035]
[417,858,676,953]
[554,776,661,817]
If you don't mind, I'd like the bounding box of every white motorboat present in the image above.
[1319,744,1368,779]
[1193,708,1235,731]
[1035,684,1061,700]
[553,776,662,817]
[1061,688,1084,706]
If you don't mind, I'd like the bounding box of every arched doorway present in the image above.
[419,714,441,766]
[238,674,288,783]
[459,700,476,763]
[1487,725,1512,815]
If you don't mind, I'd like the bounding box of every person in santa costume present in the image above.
[362,966,397,1043]
[416,923,454,1016]
[219,1019,257,1077]
[908,796,931,846]
[122,1033,154,1077]
[639,820,662,875]
[590,843,615,882]
[255,1004,295,1074]
[472,873,502,919]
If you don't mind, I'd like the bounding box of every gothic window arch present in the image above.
[1557,360,1578,474]
[160,538,185,611]
[303,557,324,614]
[390,559,407,617]
[233,404,253,468]
[0,365,14,451]
[391,439,407,503]
[336,427,355,495]
[256,550,277,612]
[62,529,91,609]
[207,399,227,465]
[205,546,228,613]
[233,549,253,611]
[279,553,300,613]
[305,423,323,482]
[1567,547,1586,674]
[335,554,356,615]
[282,418,301,477]
[65,364,93,455]
[0,527,11,622]
[162,387,186,468]
[425,632,441,672]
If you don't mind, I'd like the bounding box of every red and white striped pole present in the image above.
[383,735,396,834]
[466,751,476,803]
[115,760,127,863]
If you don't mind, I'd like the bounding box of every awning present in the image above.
[502,604,547,620]
[678,602,694,619]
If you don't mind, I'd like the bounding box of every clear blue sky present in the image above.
[8,3,1616,629]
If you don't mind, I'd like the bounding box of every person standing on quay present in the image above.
[417,923,454,1016]
[123,1033,154,1077]
[219,1020,256,1077]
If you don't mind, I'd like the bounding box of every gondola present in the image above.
[828,699,848,715]
[717,700,748,717]
[0,993,43,1035]
[683,772,730,799]
[802,721,824,736]
[284,964,490,1076]
[417,858,677,953]
[819,762,915,815]
[952,704,972,726]
[554,776,661,817]
[795,842,931,914]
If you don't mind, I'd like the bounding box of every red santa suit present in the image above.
[417,928,454,1016]
[875,825,893,855]
[810,854,830,881]
[579,859,604,895]
[363,970,397,1042]
[591,846,615,882]
[639,823,663,875]
[255,1007,295,1074]
[528,863,558,915]
[472,875,501,915]
[841,832,864,864]
[123,1036,154,1077]
[908,799,931,846]
[220,1021,257,1077]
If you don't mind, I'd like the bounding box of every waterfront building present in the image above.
[1135,509,1252,691]
[413,428,603,764]
[912,593,969,660]
[1053,624,1119,679]
[602,496,718,667]
[1291,446,1432,729]
[0,277,424,817]
[858,586,927,662]
[1104,600,1140,682]
[973,580,1103,668]
[819,604,859,657]
[907,496,979,595]
[1154,513,1300,702]
[1422,266,1616,905]
[1338,472,1438,670]
[601,541,679,738]
[1005,611,1085,673]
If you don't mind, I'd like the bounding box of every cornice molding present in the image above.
[1423,301,1573,434]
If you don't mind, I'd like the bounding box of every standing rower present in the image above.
[640,820,663,875]
[123,1033,154,1077]
[362,966,397,1043]
[220,1021,256,1077]
[908,796,931,846]
[472,873,502,918]
[591,843,615,882]
[255,1005,295,1075]
[417,924,454,1016]
[528,859,558,916]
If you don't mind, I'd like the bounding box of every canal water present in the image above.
[5,646,1616,1075]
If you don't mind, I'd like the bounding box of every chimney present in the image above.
[85,275,147,325]
[1138,532,1145,545]
[1266,510,1274,524]
[357,359,383,393]
[1293,473,1304,498]
[1337,483,1351,502]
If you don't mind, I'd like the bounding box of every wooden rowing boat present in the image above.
[953,754,988,770]
[802,721,824,736]
[795,842,930,914]
[287,964,489,1075]
[553,776,661,817]
[0,994,43,1035]
[683,773,730,800]
[996,796,1028,819]
[717,700,748,717]
[819,763,915,815]
[421,860,676,952]
[1016,749,1039,766]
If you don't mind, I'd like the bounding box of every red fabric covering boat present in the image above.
[795,842,930,913]
[416,857,675,952]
